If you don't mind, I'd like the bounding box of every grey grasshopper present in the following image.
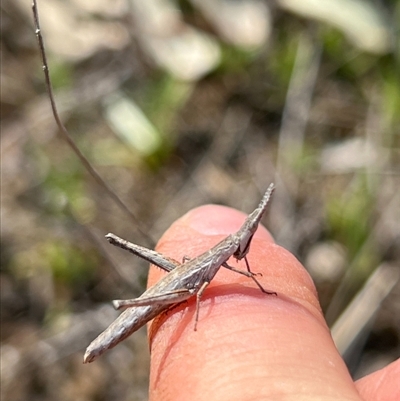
[84,183,276,363]
[30,0,276,365]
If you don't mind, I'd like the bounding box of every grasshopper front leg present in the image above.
[222,260,277,295]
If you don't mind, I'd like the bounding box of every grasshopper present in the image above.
[31,0,276,364]
[84,184,276,363]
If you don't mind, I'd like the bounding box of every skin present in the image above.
[146,204,399,401]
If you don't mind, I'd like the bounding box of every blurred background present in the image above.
[1,0,399,400]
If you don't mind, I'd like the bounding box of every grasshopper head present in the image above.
[233,183,275,261]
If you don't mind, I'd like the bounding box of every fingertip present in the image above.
[355,359,400,401]
[180,204,275,242]
[147,203,360,401]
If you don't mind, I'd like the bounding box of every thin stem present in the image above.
[31,0,153,245]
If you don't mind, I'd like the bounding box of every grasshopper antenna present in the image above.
[31,0,153,245]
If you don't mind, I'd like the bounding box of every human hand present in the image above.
[147,204,399,401]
